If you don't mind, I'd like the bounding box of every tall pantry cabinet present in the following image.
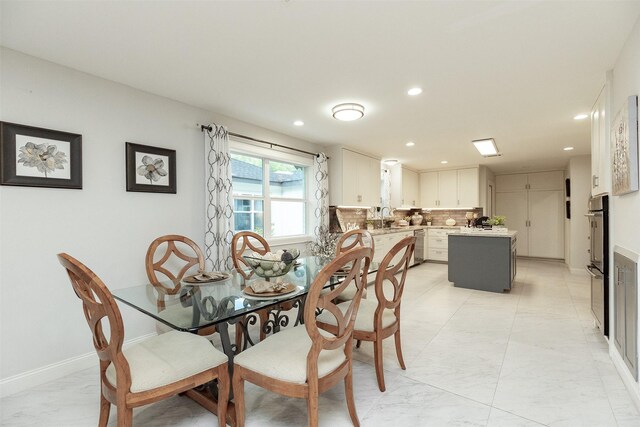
[495,171,565,258]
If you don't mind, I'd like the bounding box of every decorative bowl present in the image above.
[242,249,300,280]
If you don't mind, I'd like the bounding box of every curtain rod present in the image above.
[199,124,323,158]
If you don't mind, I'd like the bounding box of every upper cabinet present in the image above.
[419,167,479,209]
[327,147,381,207]
[390,164,420,207]
[591,78,611,196]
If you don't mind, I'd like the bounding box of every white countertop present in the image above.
[449,229,517,238]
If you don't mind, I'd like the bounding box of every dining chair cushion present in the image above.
[316,299,396,333]
[233,325,346,384]
[105,330,228,393]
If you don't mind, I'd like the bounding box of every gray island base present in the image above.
[447,231,517,293]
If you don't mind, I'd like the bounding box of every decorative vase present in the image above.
[410,213,423,225]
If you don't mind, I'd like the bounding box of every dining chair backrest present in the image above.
[231,231,271,279]
[146,234,205,286]
[374,236,416,314]
[305,247,372,368]
[335,229,375,257]
[57,253,131,390]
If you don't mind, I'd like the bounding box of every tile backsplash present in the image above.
[329,206,484,231]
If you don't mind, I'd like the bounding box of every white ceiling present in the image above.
[2,1,640,173]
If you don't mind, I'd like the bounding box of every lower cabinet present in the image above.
[426,229,454,262]
[614,251,638,380]
[373,230,416,266]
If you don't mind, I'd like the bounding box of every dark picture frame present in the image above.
[0,121,82,189]
[126,142,176,194]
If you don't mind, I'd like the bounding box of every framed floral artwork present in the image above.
[0,122,82,189]
[611,95,639,196]
[125,142,176,193]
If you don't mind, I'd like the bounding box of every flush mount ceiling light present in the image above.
[406,141,415,147]
[472,138,501,157]
[407,87,423,96]
[293,120,304,126]
[574,114,589,120]
[441,160,448,164]
[564,146,574,151]
[383,159,399,166]
[332,103,365,121]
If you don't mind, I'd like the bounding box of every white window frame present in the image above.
[230,139,314,246]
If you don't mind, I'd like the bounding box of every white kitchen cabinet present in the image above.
[457,168,480,207]
[496,174,527,192]
[373,230,416,266]
[419,168,479,209]
[527,171,564,191]
[495,191,529,256]
[425,228,455,262]
[391,164,419,207]
[495,172,564,259]
[327,147,381,207]
[528,190,564,258]
[420,171,439,207]
[438,170,458,208]
[591,81,611,196]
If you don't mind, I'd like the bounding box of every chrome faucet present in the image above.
[380,206,392,218]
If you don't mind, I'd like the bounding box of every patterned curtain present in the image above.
[313,153,330,237]
[204,124,234,271]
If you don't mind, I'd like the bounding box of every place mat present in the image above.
[182,272,229,285]
[243,283,297,297]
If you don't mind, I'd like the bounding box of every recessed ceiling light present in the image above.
[441,160,448,164]
[564,146,574,151]
[472,138,500,157]
[383,159,399,166]
[574,114,588,120]
[332,103,365,121]
[406,141,415,147]
[293,120,304,126]
[407,87,423,96]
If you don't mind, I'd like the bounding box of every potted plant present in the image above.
[488,215,507,229]
[365,219,375,231]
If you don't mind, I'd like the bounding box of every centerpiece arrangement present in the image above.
[242,248,300,280]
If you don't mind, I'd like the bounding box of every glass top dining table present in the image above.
[112,256,378,335]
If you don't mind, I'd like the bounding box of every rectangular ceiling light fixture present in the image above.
[472,138,500,157]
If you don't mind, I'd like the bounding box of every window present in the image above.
[231,149,310,240]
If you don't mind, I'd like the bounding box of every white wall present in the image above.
[0,48,320,395]
[607,15,640,406]
[567,155,591,271]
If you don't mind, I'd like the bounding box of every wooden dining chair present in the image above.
[230,231,296,347]
[317,236,416,392]
[232,247,372,427]
[334,229,375,301]
[145,235,216,337]
[58,253,229,427]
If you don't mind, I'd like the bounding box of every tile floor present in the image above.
[2,259,640,426]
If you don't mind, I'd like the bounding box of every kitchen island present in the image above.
[448,230,517,293]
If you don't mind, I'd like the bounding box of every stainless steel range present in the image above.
[586,195,609,336]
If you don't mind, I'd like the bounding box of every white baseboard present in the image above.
[0,332,155,398]
[610,345,640,413]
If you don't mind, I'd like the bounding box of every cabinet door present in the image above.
[597,89,611,195]
[342,149,360,205]
[591,95,601,195]
[528,171,564,191]
[496,191,529,256]
[528,190,564,258]
[362,156,381,207]
[420,172,439,208]
[403,168,419,206]
[496,174,528,192]
[438,170,458,208]
[457,168,479,207]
